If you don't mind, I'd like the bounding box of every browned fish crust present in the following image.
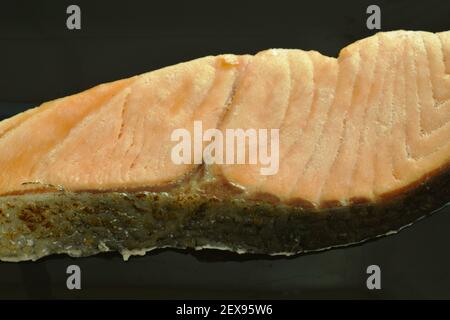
[0,167,448,261]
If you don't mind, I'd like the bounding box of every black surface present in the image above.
[0,0,449,299]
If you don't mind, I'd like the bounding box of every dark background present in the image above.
[0,0,449,299]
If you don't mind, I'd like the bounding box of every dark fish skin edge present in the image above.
[0,168,448,261]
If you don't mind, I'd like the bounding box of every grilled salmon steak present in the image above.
[0,30,449,261]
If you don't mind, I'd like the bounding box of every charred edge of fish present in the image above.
[0,168,448,261]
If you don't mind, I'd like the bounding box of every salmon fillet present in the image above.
[0,30,449,261]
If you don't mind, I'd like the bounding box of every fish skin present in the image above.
[0,30,449,261]
[0,164,448,262]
